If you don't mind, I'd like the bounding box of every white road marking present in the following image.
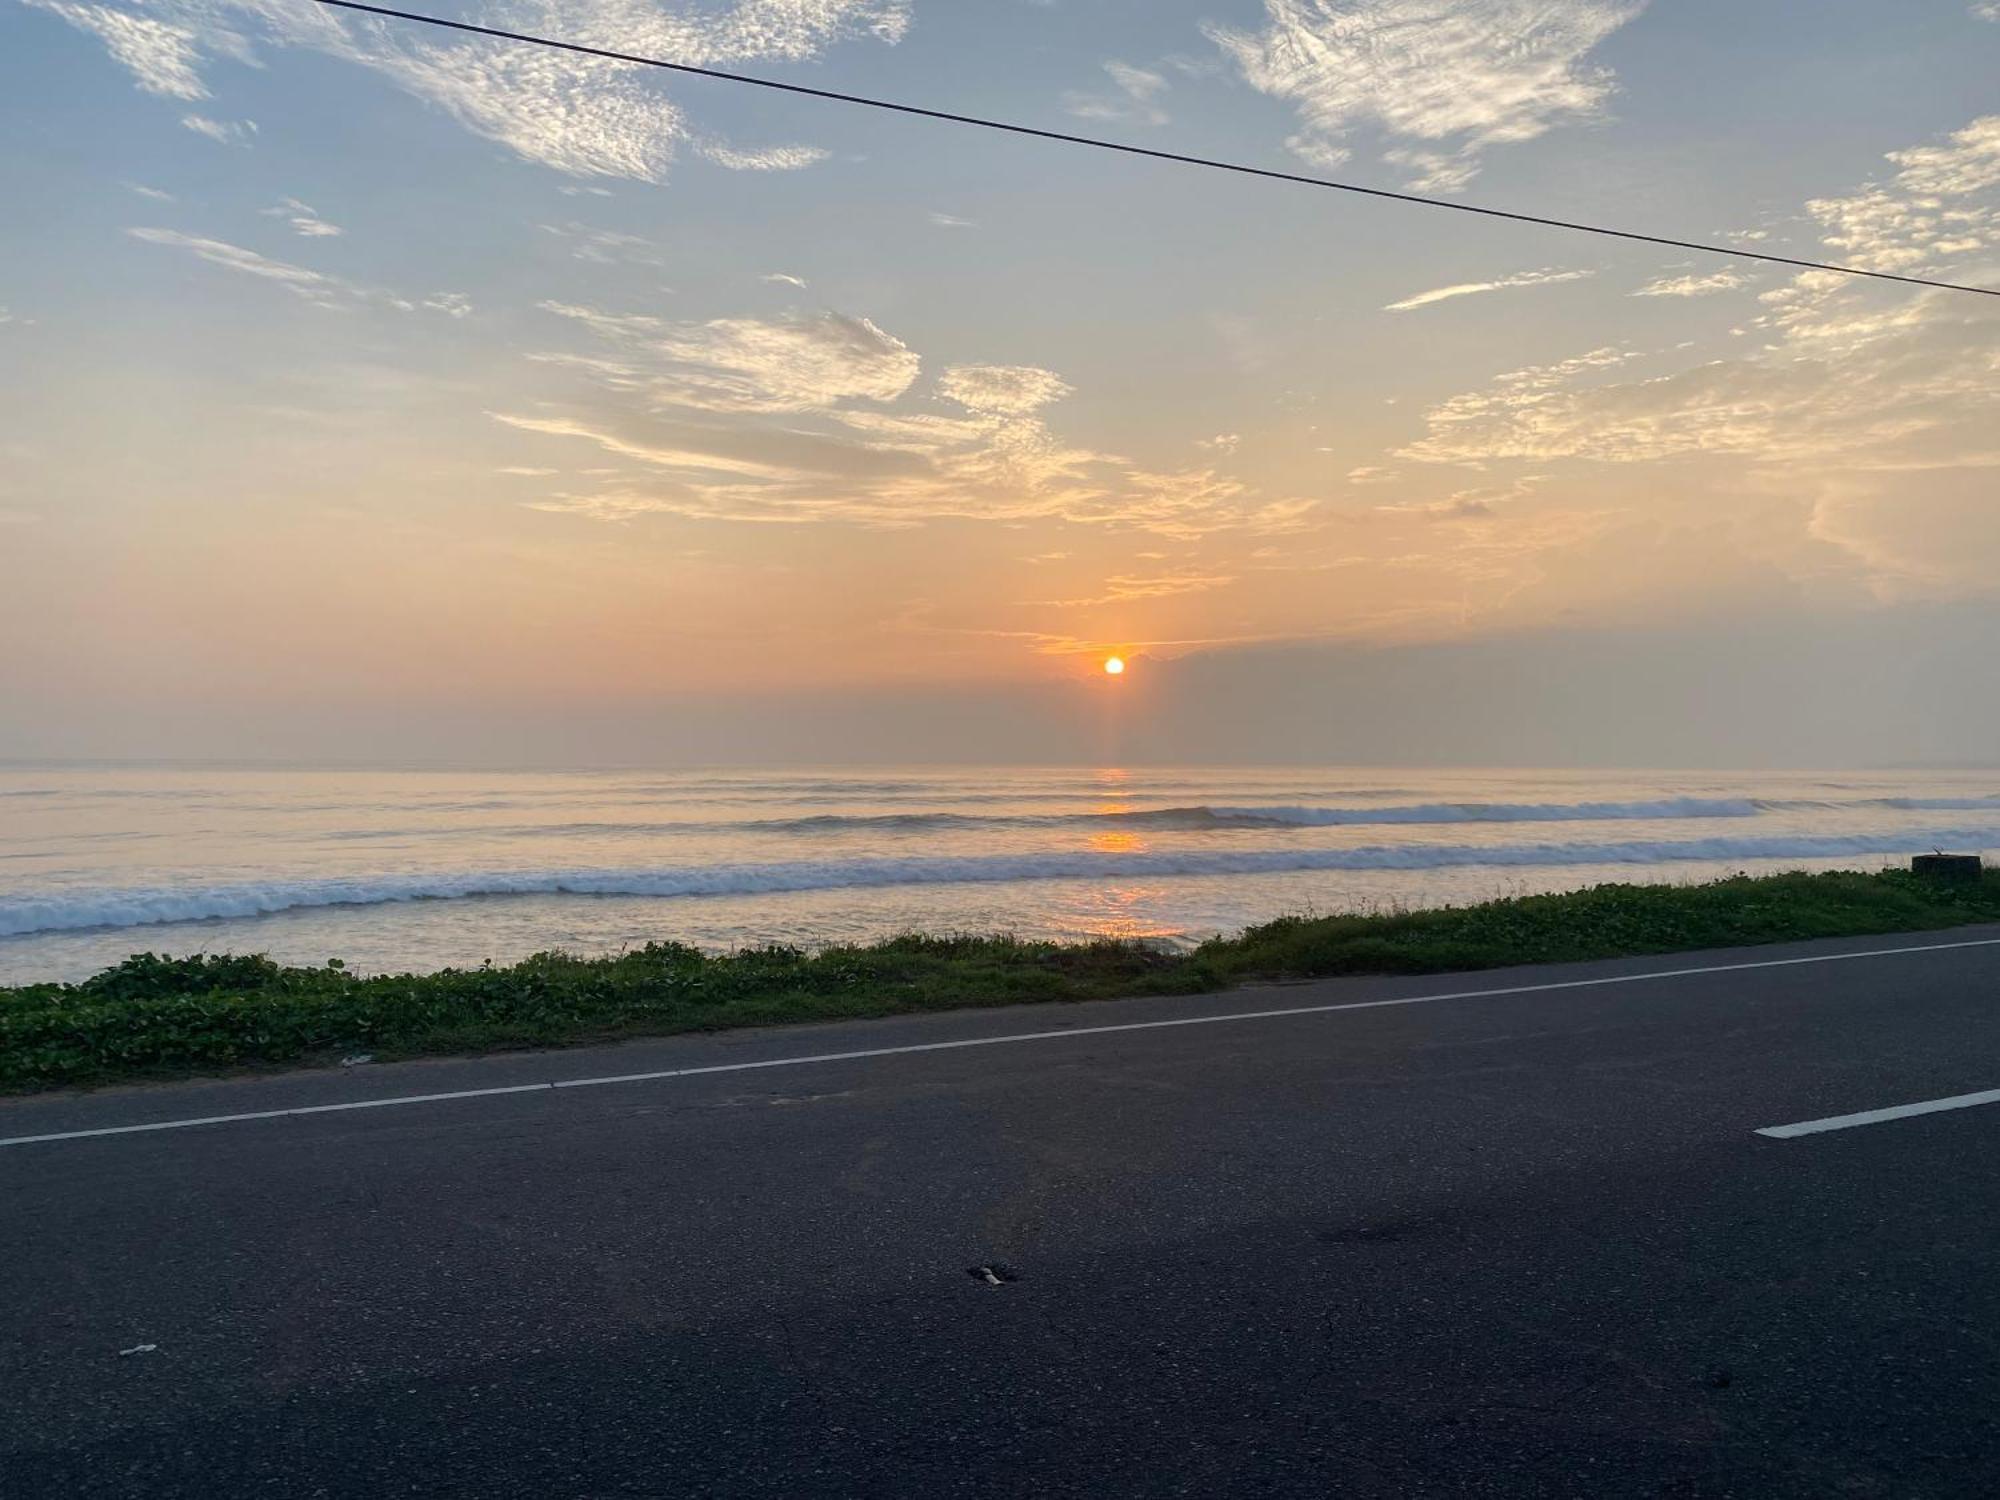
[4,932,1999,1150]
[1754,1087,2000,1138]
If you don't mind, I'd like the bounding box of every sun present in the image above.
[1103,655,1126,676]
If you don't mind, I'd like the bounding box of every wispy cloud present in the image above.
[512,298,1301,537]
[928,211,975,229]
[126,225,473,319]
[35,0,908,183]
[180,113,253,145]
[695,140,829,171]
[492,413,810,483]
[126,227,348,305]
[1207,0,1645,191]
[1065,60,1171,126]
[538,222,669,267]
[1384,267,1593,311]
[262,197,342,237]
[937,365,1073,416]
[1390,115,2000,596]
[762,272,809,289]
[1633,267,1747,297]
[1030,570,1237,608]
[539,302,922,413]
[22,0,212,99]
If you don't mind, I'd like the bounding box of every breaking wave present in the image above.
[469,794,1997,837]
[5,828,1995,938]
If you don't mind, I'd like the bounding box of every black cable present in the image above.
[311,0,1997,300]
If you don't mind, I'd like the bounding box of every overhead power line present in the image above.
[312,0,1997,300]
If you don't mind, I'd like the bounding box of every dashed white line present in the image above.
[5,932,1999,1150]
[1755,1087,2000,1138]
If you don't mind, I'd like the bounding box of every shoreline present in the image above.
[5,866,1997,1093]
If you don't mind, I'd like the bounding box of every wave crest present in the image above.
[4,828,1993,938]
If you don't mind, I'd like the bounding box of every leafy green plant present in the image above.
[5,868,1996,1091]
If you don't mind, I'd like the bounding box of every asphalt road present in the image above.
[5,929,2000,1498]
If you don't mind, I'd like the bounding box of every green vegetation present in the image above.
[5,867,1999,1092]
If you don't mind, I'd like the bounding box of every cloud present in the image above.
[1387,115,2000,597]
[1346,465,1398,484]
[1975,3,1999,20]
[262,197,342,237]
[22,0,212,98]
[536,220,668,268]
[126,225,463,318]
[1374,478,1542,521]
[762,272,809,288]
[1030,570,1237,608]
[180,113,253,145]
[928,211,975,229]
[123,181,175,201]
[1383,267,1593,311]
[1064,60,1171,126]
[540,302,922,412]
[491,413,811,482]
[511,298,1304,537]
[125,227,350,305]
[695,140,830,171]
[1633,267,1747,297]
[538,221,668,267]
[1207,0,1646,190]
[1804,115,2000,272]
[938,365,1073,416]
[37,0,908,182]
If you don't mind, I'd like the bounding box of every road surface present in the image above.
[5,929,2000,1497]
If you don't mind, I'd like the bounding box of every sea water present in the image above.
[4,763,1998,984]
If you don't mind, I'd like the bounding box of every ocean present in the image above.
[4,764,1998,985]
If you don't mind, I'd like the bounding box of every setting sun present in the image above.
[1103,656,1126,676]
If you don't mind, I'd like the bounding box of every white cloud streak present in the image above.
[1633,267,1747,298]
[263,197,343,237]
[1384,267,1593,311]
[126,226,474,319]
[180,113,253,145]
[125,227,347,304]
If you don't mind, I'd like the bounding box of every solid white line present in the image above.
[5,932,1999,1150]
[1754,1087,2000,1138]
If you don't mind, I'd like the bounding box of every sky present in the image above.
[2,0,1997,766]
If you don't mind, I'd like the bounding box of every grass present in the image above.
[4,867,1999,1093]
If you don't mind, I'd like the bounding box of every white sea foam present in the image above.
[5,828,1995,938]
